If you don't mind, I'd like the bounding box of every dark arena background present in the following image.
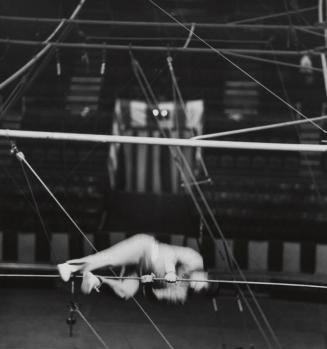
[2,0,327,348]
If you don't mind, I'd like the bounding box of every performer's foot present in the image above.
[81,272,101,294]
[57,263,75,282]
[58,262,85,282]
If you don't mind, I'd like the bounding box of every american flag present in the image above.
[108,99,204,194]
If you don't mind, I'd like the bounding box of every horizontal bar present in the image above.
[0,38,307,56]
[0,262,57,271]
[1,129,327,152]
[0,15,322,31]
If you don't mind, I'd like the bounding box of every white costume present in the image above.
[58,234,208,303]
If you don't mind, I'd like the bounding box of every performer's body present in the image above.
[58,234,208,303]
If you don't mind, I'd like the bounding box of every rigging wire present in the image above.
[166,55,210,179]
[130,23,282,349]
[175,147,282,349]
[18,159,58,262]
[0,0,91,129]
[0,0,87,91]
[13,147,97,251]
[146,0,326,135]
[192,114,327,140]
[0,2,324,346]
[230,6,318,24]
[74,306,111,349]
[12,146,175,349]
[271,43,327,221]
[130,57,279,349]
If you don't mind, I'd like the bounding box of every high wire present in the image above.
[1,273,327,290]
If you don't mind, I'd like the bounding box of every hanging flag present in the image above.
[108,99,204,194]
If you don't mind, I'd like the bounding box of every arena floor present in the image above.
[1,284,327,349]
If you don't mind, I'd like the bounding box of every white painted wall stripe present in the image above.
[315,244,327,275]
[52,233,69,263]
[248,241,268,271]
[185,237,199,251]
[170,234,184,246]
[83,234,95,256]
[283,242,301,273]
[215,239,234,271]
[0,231,3,261]
[18,233,35,263]
[109,232,127,246]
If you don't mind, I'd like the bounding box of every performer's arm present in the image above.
[163,246,178,282]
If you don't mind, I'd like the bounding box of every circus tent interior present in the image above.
[1,0,327,348]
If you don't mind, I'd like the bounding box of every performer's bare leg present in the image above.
[58,234,154,281]
[99,273,140,299]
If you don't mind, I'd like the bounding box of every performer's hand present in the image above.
[141,273,156,283]
[165,272,177,283]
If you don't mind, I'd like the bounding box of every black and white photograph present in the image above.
[1,1,327,348]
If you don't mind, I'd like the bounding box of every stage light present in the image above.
[152,108,160,117]
[160,109,168,118]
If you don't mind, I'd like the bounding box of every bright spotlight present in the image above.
[152,108,160,117]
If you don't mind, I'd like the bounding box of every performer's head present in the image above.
[152,270,209,304]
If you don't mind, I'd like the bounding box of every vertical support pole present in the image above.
[66,276,77,337]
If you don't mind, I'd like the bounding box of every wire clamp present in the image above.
[10,143,25,161]
[141,273,156,283]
